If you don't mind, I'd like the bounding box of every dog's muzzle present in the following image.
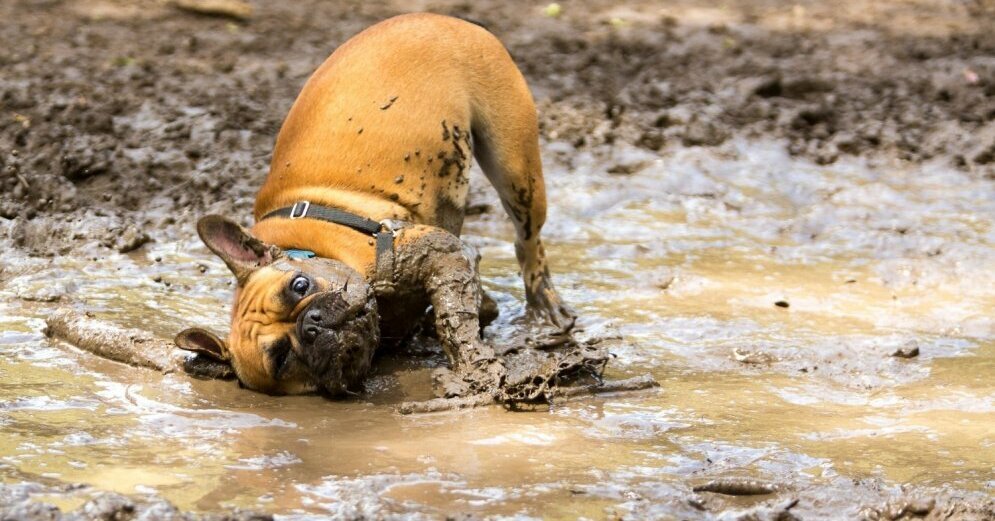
[295,289,379,395]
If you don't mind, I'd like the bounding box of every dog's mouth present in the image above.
[294,289,379,395]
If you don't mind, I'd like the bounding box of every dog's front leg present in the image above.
[426,247,506,397]
[388,227,504,397]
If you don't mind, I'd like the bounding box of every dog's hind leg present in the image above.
[469,70,576,335]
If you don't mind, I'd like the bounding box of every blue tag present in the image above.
[285,249,316,260]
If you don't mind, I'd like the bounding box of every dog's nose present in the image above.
[299,292,359,344]
[302,310,322,342]
[303,325,320,341]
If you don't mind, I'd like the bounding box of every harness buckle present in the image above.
[378,219,398,236]
[289,201,310,219]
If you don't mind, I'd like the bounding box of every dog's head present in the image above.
[176,215,379,396]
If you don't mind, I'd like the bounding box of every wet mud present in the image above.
[0,481,270,521]
[2,0,995,519]
[2,0,993,253]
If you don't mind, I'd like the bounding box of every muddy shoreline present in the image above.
[1,0,994,519]
[2,476,992,521]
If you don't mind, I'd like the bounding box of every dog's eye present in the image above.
[290,276,310,296]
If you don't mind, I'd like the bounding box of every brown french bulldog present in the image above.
[175,13,575,396]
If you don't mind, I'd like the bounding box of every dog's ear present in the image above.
[196,215,282,282]
[175,327,230,363]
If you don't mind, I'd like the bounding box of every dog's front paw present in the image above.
[431,357,505,398]
[431,367,470,398]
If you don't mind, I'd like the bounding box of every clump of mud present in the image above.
[506,1,995,170]
[0,481,270,521]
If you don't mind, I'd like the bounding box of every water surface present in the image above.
[1,139,993,518]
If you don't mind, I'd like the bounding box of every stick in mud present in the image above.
[692,478,780,496]
[45,308,233,379]
[171,0,253,20]
[397,374,660,415]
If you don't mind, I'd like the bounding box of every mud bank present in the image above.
[1,476,992,521]
[2,0,994,257]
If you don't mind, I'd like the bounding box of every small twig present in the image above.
[397,374,659,415]
[550,374,658,398]
[171,0,253,20]
[396,392,497,415]
[15,172,29,190]
[692,478,780,496]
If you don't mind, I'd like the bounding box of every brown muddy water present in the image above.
[1,139,993,518]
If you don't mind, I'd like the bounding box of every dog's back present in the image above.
[255,13,537,236]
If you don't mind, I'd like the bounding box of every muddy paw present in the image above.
[526,295,576,333]
[500,369,554,402]
[528,286,577,332]
[431,358,505,398]
[519,307,579,351]
[462,358,505,394]
[431,367,471,398]
[498,340,609,404]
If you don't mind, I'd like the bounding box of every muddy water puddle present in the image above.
[1,139,993,518]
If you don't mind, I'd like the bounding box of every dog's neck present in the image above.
[251,218,376,277]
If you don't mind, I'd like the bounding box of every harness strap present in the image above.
[375,224,395,278]
[261,201,395,268]
[263,201,381,234]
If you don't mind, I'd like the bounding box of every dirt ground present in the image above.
[1,0,994,519]
[1,0,994,256]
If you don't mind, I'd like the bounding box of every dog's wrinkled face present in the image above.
[176,215,379,396]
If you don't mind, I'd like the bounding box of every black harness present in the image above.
[261,201,398,273]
